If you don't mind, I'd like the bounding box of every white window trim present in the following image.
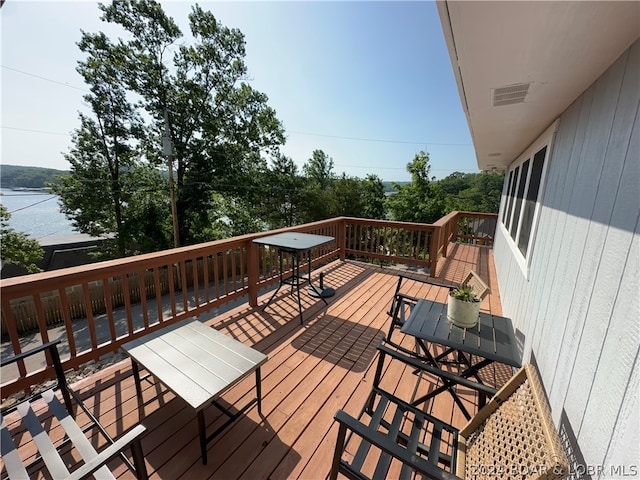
[499,119,559,277]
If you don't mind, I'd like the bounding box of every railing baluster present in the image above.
[102,279,116,342]
[180,260,189,312]
[231,249,237,293]
[193,258,200,307]
[2,297,25,376]
[139,270,149,329]
[57,287,77,358]
[82,283,98,349]
[203,255,210,305]
[154,267,163,324]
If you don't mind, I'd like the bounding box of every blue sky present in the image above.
[1,1,477,182]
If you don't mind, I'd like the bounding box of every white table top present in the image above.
[122,320,268,411]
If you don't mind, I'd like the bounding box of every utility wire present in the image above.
[1,124,472,152]
[287,130,471,147]
[2,126,72,137]
[5,195,58,214]
[1,65,472,148]
[1,65,89,92]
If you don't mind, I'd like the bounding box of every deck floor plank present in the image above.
[2,244,515,480]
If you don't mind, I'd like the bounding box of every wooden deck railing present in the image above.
[0,213,497,395]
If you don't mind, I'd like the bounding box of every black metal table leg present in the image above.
[198,410,208,465]
[256,367,262,416]
[294,251,304,324]
[131,359,143,399]
[261,244,330,325]
[411,357,496,419]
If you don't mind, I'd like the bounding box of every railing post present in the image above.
[248,240,259,308]
[339,218,346,262]
[429,226,440,278]
[453,212,460,243]
[442,221,449,259]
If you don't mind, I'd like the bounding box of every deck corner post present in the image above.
[429,226,440,278]
[338,218,346,262]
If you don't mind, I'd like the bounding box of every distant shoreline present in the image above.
[7,187,53,193]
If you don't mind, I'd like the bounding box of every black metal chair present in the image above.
[330,353,568,480]
[1,340,148,480]
[386,271,490,344]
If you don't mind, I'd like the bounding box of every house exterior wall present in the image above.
[493,39,639,476]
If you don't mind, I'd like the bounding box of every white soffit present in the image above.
[437,1,640,171]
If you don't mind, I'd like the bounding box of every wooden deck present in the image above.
[2,243,512,480]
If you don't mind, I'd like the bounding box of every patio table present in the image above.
[253,232,335,324]
[121,319,267,465]
[400,298,521,419]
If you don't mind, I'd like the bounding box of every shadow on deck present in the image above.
[2,243,510,479]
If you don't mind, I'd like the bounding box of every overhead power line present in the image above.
[2,126,71,136]
[287,130,472,147]
[1,125,472,155]
[5,195,58,214]
[2,64,472,148]
[1,65,89,92]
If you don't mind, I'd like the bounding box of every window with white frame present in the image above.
[501,124,555,263]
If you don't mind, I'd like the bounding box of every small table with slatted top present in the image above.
[122,319,268,465]
[253,232,335,325]
[400,299,521,419]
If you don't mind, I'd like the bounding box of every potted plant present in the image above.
[447,285,481,328]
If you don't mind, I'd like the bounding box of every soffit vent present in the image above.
[492,83,530,107]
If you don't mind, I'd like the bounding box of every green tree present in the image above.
[100,0,285,245]
[331,174,364,217]
[438,171,505,213]
[472,172,505,212]
[303,149,335,190]
[262,154,306,228]
[52,27,168,257]
[0,206,44,273]
[361,174,386,219]
[386,151,444,223]
[300,149,337,222]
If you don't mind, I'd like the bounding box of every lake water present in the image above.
[0,189,76,239]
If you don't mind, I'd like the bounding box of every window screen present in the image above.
[505,166,519,230]
[518,146,547,255]
[502,170,514,224]
[510,160,529,240]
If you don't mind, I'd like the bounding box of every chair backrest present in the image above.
[456,364,569,480]
[461,270,490,300]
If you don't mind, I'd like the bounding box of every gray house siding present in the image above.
[494,39,639,475]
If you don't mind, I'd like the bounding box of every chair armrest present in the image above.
[396,273,455,290]
[388,274,455,319]
[0,340,62,367]
[377,343,498,397]
[68,425,147,480]
[334,410,462,480]
[1,339,72,415]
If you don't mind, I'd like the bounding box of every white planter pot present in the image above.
[447,295,481,328]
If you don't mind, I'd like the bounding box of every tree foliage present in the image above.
[386,151,444,224]
[51,27,157,258]
[261,154,306,229]
[56,0,285,254]
[99,0,285,245]
[438,171,504,213]
[0,205,44,273]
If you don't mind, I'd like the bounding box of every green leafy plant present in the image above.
[450,285,479,302]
